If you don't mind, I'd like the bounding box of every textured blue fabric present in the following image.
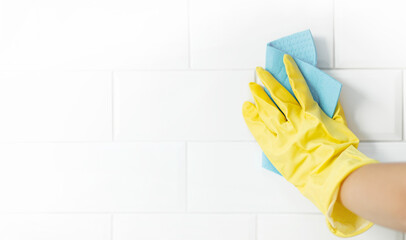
[262,30,342,174]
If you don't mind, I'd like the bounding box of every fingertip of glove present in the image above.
[248,82,257,88]
[283,54,302,81]
[255,66,264,72]
[249,82,262,93]
[242,101,261,128]
[255,66,268,78]
[283,54,294,63]
[283,54,296,72]
[242,101,256,115]
[242,101,253,110]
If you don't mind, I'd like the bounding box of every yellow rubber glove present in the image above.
[242,54,379,237]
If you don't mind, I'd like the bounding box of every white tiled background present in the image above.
[0,0,405,239]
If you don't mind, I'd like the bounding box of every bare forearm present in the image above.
[339,163,406,232]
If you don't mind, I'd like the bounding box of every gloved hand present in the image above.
[242,54,379,237]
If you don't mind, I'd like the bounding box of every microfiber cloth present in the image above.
[262,30,342,175]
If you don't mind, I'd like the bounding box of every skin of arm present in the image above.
[339,162,406,232]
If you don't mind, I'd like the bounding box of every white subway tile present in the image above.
[404,71,406,141]
[325,70,402,141]
[359,142,406,163]
[114,71,254,141]
[0,0,188,70]
[335,0,406,68]
[0,71,111,142]
[190,0,333,69]
[0,214,110,240]
[0,142,185,212]
[113,214,255,240]
[187,142,318,212]
[258,214,403,240]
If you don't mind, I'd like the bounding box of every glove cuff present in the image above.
[302,145,379,237]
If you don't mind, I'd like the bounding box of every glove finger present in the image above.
[332,100,348,126]
[242,101,277,138]
[283,54,316,112]
[256,66,299,120]
[249,82,286,129]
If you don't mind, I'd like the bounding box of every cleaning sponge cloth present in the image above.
[262,30,342,174]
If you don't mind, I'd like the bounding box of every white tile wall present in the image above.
[0,143,185,212]
[359,142,406,163]
[113,70,254,141]
[190,0,334,69]
[0,0,404,239]
[258,214,403,240]
[0,0,188,70]
[113,214,255,240]
[0,214,111,240]
[187,142,318,212]
[325,70,402,141]
[0,71,112,142]
[404,71,406,141]
[335,0,406,68]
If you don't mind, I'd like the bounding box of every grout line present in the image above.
[0,140,257,144]
[402,69,404,141]
[110,214,114,240]
[357,140,405,143]
[187,0,191,69]
[1,139,406,144]
[0,140,122,144]
[111,68,256,72]
[0,211,323,215]
[0,69,117,72]
[0,68,255,72]
[254,214,258,240]
[111,71,115,142]
[322,67,406,70]
[105,140,258,143]
[0,212,113,215]
[182,212,323,215]
[185,141,188,212]
[111,140,258,143]
[3,67,404,72]
[332,0,335,68]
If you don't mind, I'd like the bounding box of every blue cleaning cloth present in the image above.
[262,30,342,175]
